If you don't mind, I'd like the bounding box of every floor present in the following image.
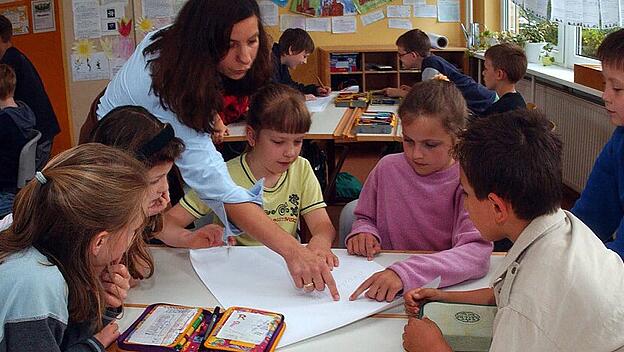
[318,141,580,247]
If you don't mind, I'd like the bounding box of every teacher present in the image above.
[96,0,339,299]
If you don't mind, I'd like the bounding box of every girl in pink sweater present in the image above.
[349,79,492,302]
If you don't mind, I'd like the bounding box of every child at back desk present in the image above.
[348,79,492,302]
[572,29,624,260]
[481,43,528,116]
[165,83,338,269]
[0,144,150,351]
[382,29,495,115]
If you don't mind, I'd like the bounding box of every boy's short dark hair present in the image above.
[278,28,314,55]
[395,29,431,57]
[0,64,16,100]
[454,109,562,221]
[597,28,624,71]
[485,43,527,83]
[0,15,12,43]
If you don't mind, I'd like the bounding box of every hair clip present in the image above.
[35,171,47,185]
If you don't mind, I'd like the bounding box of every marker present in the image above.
[202,306,220,343]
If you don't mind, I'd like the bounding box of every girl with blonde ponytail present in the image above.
[0,143,149,351]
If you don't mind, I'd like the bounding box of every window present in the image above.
[503,0,621,68]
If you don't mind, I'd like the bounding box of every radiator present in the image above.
[516,79,614,193]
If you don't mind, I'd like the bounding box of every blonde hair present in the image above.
[397,79,467,138]
[0,143,149,327]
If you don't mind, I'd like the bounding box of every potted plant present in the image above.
[541,43,555,66]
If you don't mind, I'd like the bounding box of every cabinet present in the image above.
[318,45,468,91]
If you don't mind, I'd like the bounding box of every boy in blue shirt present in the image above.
[382,29,495,115]
[271,28,330,101]
[572,29,624,259]
[481,43,527,116]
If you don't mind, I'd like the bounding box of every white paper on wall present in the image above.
[388,18,412,29]
[386,5,411,17]
[73,0,101,38]
[259,0,278,26]
[414,4,437,18]
[305,17,331,31]
[71,52,110,81]
[280,14,305,31]
[360,9,385,26]
[437,0,460,22]
[331,16,356,33]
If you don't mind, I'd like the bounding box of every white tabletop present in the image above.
[116,247,504,351]
[225,94,349,142]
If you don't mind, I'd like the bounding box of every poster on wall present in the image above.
[31,0,56,33]
[100,0,126,35]
[352,0,391,14]
[71,51,111,81]
[1,6,30,35]
[73,0,101,38]
[290,0,357,17]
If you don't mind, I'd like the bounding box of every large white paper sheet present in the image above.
[331,16,357,33]
[259,0,278,26]
[190,247,401,347]
[437,0,460,22]
[306,94,333,112]
[360,9,385,26]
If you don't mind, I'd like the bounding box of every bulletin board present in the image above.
[60,0,468,145]
[1,0,72,155]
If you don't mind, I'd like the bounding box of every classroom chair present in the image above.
[17,130,41,189]
[338,199,358,248]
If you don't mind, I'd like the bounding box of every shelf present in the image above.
[364,70,398,74]
[329,71,363,75]
[399,70,421,73]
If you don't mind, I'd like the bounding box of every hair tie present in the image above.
[35,171,47,184]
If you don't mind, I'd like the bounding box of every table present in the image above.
[223,94,403,202]
[110,247,505,351]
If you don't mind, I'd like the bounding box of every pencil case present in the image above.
[203,306,285,352]
[419,301,497,352]
[117,303,217,352]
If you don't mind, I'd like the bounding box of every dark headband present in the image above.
[137,123,175,160]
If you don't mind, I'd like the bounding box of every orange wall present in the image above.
[1,1,71,155]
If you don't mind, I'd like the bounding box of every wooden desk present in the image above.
[110,247,505,351]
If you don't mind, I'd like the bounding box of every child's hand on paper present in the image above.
[304,94,317,101]
[349,269,403,302]
[183,224,225,248]
[346,232,381,260]
[404,288,444,316]
[316,86,331,96]
[94,322,120,347]
[101,264,130,308]
[212,115,229,145]
[402,317,451,352]
[307,237,339,269]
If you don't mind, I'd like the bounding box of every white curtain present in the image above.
[512,0,622,28]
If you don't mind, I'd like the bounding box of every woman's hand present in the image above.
[284,245,340,300]
[307,237,339,269]
[212,116,229,145]
[94,322,120,347]
[101,263,130,308]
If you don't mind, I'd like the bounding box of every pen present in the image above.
[315,75,327,90]
[202,306,220,343]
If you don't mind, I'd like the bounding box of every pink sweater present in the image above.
[346,153,492,291]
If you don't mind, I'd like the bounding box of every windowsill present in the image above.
[472,52,603,98]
